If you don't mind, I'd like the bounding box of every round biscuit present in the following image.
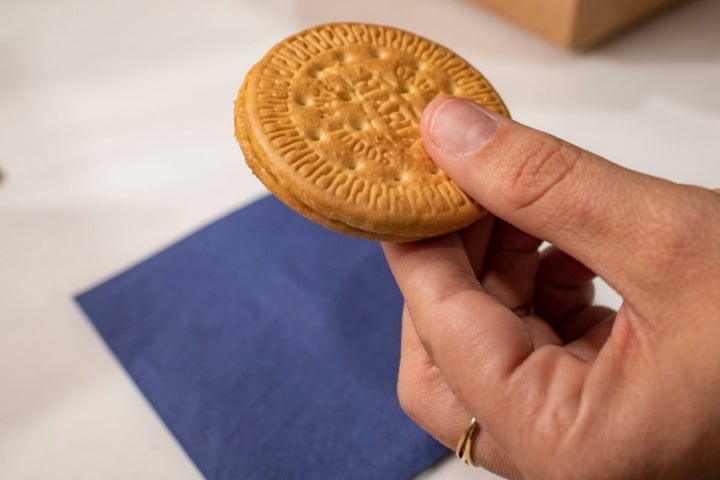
[235,22,510,241]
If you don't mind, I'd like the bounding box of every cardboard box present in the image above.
[469,0,687,49]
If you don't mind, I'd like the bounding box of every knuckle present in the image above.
[642,190,709,267]
[397,360,448,426]
[396,373,427,424]
[396,376,417,419]
[499,136,583,211]
[657,208,696,251]
[628,186,720,295]
[396,357,426,423]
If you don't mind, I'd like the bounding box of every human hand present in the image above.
[383,96,720,479]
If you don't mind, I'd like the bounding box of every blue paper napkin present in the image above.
[76,195,447,479]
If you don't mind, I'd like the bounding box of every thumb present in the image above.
[421,96,719,305]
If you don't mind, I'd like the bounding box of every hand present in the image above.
[383,96,720,479]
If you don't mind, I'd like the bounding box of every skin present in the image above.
[382,96,720,479]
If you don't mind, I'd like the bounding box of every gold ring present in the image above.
[455,417,480,466]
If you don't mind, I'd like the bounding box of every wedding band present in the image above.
[455,417,480,467]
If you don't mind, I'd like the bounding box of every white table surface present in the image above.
[1,0,719,478]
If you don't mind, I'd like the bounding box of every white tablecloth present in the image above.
[2,0,719,478]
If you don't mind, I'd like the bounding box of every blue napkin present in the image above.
[76,195,447,479]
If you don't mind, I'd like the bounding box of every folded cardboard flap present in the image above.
[469,0,687,49]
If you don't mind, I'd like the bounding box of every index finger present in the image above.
[382,236,590,447]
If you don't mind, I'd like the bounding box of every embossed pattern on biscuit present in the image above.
[238,23,509,240]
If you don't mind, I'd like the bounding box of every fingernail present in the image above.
[429,97,498,156]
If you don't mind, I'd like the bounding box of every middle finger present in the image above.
[479,220,543,313]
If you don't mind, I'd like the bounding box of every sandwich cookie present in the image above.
[235,23,509,241]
